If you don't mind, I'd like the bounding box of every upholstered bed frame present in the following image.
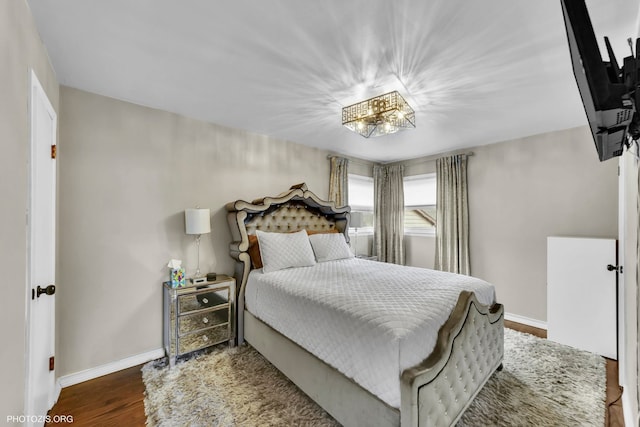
[226,184,504,427]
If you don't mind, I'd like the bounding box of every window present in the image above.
[403,173,436,235]
[347,174,374,230]
[348,173,437,234]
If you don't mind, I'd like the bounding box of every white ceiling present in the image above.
[26,0,639,162]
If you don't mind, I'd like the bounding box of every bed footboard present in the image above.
[400,291,504,427]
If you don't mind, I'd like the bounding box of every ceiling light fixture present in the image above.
[342,91,415,138]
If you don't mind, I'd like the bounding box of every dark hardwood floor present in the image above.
[47,322,624,426]
[46,365,145,427]
[606,356,625,427]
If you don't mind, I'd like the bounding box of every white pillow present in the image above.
[309,232,354,262]
[256,230,316,273]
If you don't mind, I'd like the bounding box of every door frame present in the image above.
[619,148,640,426]
[618,156,626,385]
[24,68,58,419]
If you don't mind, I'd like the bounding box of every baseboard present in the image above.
[504,312,547,331]
[57,348,164,388]
[52,380,61,406]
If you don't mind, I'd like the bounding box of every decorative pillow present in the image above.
[248,229,338,269]
[309,232,354,262]
[248,235,263,269]
[256,230,316,273]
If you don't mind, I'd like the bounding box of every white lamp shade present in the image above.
[350,212,364,228]
[185,209,211,235]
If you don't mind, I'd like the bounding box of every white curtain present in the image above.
[374,164,405,264]
[435,154,470,275]
[328,156,349,207]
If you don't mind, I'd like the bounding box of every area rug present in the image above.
[142,328,605,426]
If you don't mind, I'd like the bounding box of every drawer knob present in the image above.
[202,298,209,304]
[202,317,209,324]
[202,335,209,342]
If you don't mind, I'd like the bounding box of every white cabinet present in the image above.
[547,236,617,359]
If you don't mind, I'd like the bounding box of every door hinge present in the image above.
[49,356,54,371]
[51,144,57,159]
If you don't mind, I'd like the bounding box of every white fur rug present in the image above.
[143,328,605,426]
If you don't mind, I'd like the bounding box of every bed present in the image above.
[226,183,504,427]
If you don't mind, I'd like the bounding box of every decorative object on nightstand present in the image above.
[350,211,364,257]
[163,275,236,367]
[185,208,211,284]
[167,259,186,288]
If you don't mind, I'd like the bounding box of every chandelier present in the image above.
[342,91,415,138]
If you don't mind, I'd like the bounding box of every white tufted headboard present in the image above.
[244,203,339,235]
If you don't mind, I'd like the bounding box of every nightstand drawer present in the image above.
[177,287,230,314]
[178,324,230,354]
[178,306,229,334]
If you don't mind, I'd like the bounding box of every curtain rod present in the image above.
[390,150,474,167]
[327,150,474,167]
[326,154,376,167]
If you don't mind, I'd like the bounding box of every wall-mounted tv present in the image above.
[560,0,639,161]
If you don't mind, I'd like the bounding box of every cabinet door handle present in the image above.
[607,264,622,273]
[33,284,56,299]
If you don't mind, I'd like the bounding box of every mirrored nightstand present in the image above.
[163,275,235,367]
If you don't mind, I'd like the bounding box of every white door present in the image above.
[25,70,57,423]
[547,236,617,359]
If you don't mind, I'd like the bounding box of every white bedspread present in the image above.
[244,258,496,409]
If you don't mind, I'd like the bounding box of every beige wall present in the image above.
[405,235,436,269]
[57,87,330,376]
[0,0,59,418]
[403,126,618,322]
[468,126,618,321]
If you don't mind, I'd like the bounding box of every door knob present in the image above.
[36,284,56,298]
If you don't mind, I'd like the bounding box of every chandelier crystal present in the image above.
[342,91,415,138]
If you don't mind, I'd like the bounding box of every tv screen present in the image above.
[560,0,636,161]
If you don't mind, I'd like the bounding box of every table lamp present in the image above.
[185,208,211,283]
